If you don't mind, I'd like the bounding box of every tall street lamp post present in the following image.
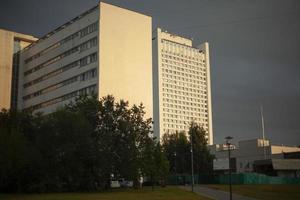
[225,136,233,200]
[191,133,194,192]
[174,152,177,185]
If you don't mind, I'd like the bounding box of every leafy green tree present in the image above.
[36,109,97,191]
[0,109,41,192]
[162,131,190,174]
[188,122,214,175]
[162,122,214,177]
[0,95,169,192]
[141,138,169,190]
[94,96,155,188]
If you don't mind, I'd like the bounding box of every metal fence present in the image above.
[167,173,300,185]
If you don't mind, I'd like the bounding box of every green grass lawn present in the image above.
[0,186,211,200]
[204,184,300,200]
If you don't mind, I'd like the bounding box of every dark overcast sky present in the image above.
[1,0,299,146]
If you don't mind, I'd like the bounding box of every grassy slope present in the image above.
[205,184,300,200]
[0,186,211,200]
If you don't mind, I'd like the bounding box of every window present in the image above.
[90,53,97,63]
[24,38,97,76]
[25,84,97,111]
[23,52,98,88]
[80,57,88,67]
[80,22,98,37]
[80,42,88,52]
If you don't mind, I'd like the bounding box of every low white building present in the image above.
[209,138,300,174]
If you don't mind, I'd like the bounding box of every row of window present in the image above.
[162,73,207,87]
[163,128,209,134]
[80,37,97,52]
[162,103,207,113]
[162,83,207,95]
[162,54,206,71]
[162,87,207,98]
[162,93,208,105]
[163,113,208,122]
[162,107,209,117]
[80,51,97,66]
[162,108,208,117]
[27,84,97,111]
[161,52,205,63]
[163,118,207,125]
[24,37,97,76]
[80,22,98,37]
[163,97,207,105]
[161,56,205,68]
[79,68,97,81]
[162,68,206,81]
[162,83,205,93]
[163,123,207,130]
[162,63,206,76]
[23,52,97,88]
[25,22,98,64]
[23,68,97,101]
[163,113,209,122]
[161,39,204,60]
[161,109,208,123]
[162,78,206,90]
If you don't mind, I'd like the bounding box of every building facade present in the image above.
[17,2,153,117]
[0,29,36,109]
[210,138,300,174]
[153,28,213,144]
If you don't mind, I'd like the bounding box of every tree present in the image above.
[188,122,214,175]
[0,95,168,192]
[162,122,214,178]
[141,139,169,190]
[162,131,190,174]
[92,96,152,187]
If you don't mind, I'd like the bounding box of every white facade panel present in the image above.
[99,2,153,118]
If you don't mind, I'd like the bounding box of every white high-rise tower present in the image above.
[153,28,213,144]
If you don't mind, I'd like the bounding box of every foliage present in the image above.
[162,131,190,174]
[162,122,214,176]
[188,122,214,175]
[0,95,168,192]
[141,139,169,189]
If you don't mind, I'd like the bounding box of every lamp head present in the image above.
[225,136,233,145]
[225,136,233,140]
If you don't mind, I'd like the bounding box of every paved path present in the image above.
[181,185,259,200]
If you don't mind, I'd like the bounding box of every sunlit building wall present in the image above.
[153,28,213,144]
[0,29,36,110]
[18,2,152,118]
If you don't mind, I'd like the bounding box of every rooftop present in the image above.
[23,5,98,51]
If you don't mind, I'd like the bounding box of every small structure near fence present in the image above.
[209,138,300,177]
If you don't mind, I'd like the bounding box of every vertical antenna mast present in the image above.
[260,105,266,159]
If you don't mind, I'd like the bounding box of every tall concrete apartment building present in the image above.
[153,28,213,144]
[0,29,36,109]
[17,2,153,117]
